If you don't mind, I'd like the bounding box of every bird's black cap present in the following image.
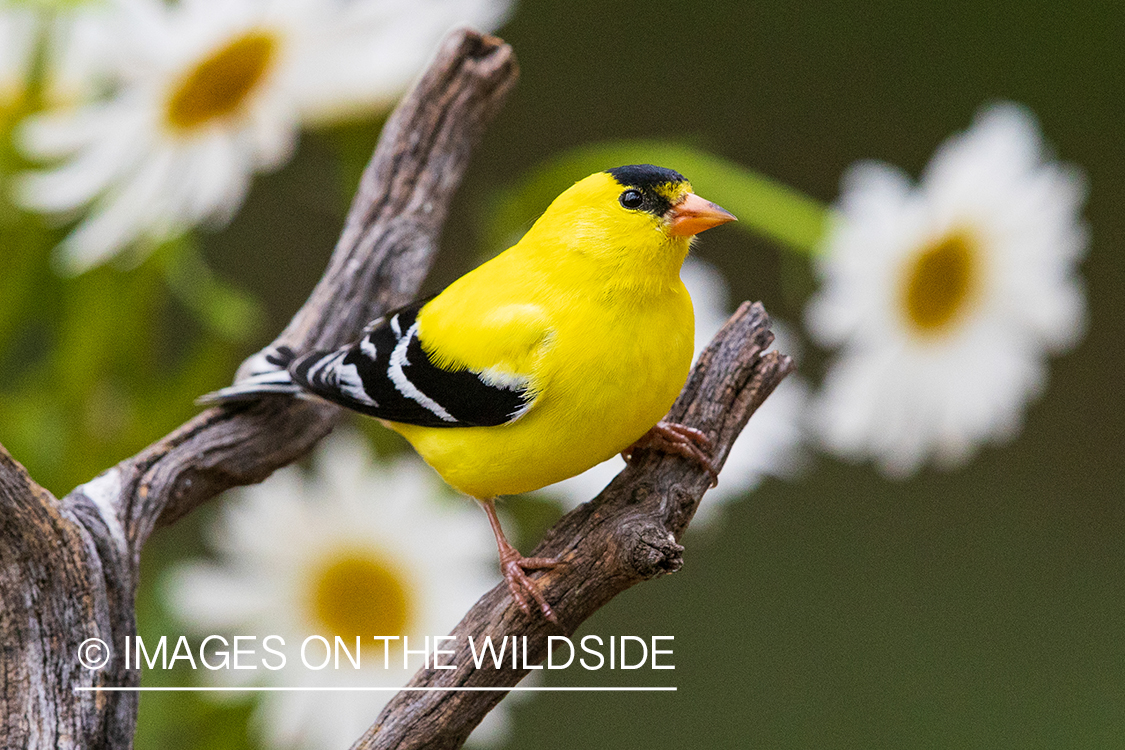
[606,164,687,190]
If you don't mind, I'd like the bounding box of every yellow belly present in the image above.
[389,290,694,499]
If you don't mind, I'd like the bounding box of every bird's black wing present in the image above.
[289,299,535,428]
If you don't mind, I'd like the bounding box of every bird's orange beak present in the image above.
[666,193,737,236]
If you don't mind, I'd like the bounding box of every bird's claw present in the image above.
[480,498,560,623]
[499,550,559,623]
[623,421,719,487]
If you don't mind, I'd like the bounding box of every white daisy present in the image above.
[166,429,514,750]
[0,5,38,114]
[15,0,511,273]
[805,102,1088,476]
[539,257,809,527]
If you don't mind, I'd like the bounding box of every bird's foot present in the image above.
[479,497,560,623]
[497,546,559,623]
[622,421,719,487]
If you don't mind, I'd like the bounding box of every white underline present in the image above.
[75,686,676,693]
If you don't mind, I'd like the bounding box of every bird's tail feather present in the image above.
[196,345,304,406]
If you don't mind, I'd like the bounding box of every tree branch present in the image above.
[352,302,793,750]
[1,441,135,746]
[0,29,517,749]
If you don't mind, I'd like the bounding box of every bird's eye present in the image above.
[619,189,644,209]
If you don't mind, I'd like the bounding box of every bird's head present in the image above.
[525,164,736,289]
[603,164,736,239]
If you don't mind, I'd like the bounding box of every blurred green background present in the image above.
[6,0,1125,747]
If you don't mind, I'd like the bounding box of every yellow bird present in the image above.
[201,165,736,621]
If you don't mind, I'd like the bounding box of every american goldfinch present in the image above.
[201,164,736,621]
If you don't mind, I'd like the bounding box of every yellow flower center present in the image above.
[308,551,413,639]
[165,31,278,132]
[900,230,979,336]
